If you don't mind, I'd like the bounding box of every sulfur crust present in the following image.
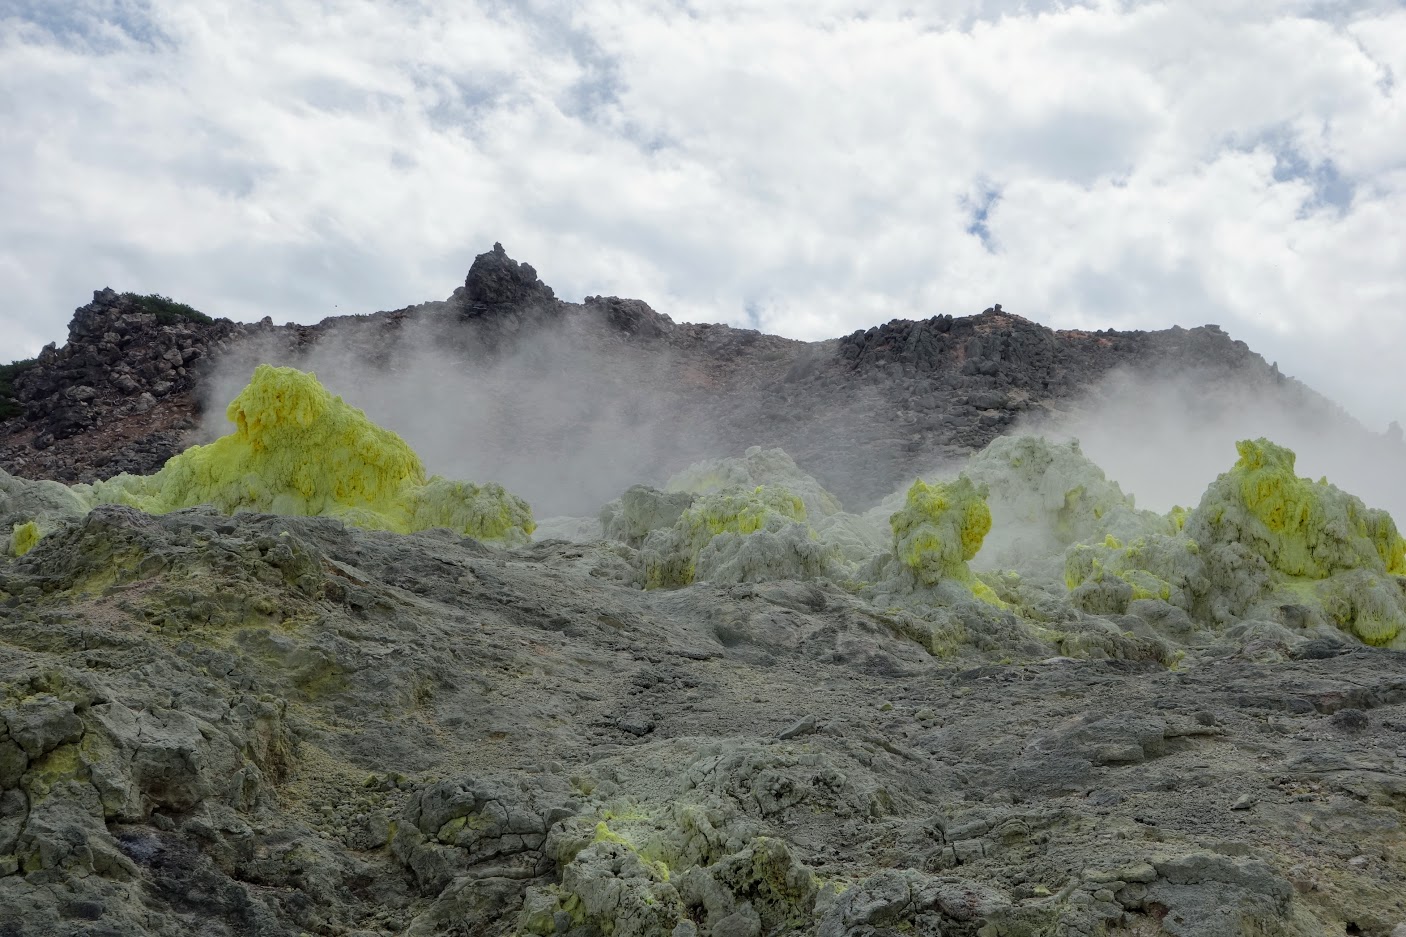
[890,476,998,606]
[666,445,843,520]
[1224,438,1406,578]
[1064,437,1406,645]
[8,520,40,557]
[643,486,811,588]
[74,365,534,543]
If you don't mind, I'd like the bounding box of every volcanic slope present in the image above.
[4,364,1406,935]
[0,243,1379,517]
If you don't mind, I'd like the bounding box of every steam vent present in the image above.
[3,245,1406,934]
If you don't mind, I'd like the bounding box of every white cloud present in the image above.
[0,0,1402,429]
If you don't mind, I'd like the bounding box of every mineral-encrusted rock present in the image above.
[1065,437,1406,648]
[601,485,696,548]
[0,485,1403,933]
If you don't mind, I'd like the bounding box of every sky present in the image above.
[1,0,1403,428]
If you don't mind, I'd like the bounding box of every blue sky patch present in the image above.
[1261,129,1356,214]
[963,183,1002,252]
[8,0,170,53]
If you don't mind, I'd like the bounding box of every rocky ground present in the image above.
[4,245,1406,937]
[2,503,1406,935]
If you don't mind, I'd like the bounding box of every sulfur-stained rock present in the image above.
[1065,438,1406,647]
[2,696,84,760]
[639,485,815,588]
[601,485,696,548]
[890,475,992,589]
[393,774,579,896]
[0,468,90,557]
[964,434,1174,579]
[666,447,843,521]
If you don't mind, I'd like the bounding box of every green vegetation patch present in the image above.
[0,358,37,420]
[120,292,214,325]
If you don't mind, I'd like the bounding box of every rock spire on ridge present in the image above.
[459,242,556,307]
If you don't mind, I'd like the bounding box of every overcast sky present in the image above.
[1,0,1403,427]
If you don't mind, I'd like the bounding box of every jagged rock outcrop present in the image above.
[836,307,1263,394]
[0,289,246,481]
[811,310,1321,502]
[453,241,558,310]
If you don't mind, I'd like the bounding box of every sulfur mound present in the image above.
[8,521,40,557]
[599,485,696,547]
[963,435,1175,579]
[1187,438,1406,580]
[76,365,535,544]
[1,467,91,557]
[1063,533,1205,616]
[640,485,831,587]
[695,523,836,584]
[1066,438,1406,647]
[667,446,843,520]
[890,475,992,589]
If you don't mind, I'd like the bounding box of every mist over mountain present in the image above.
[4,243,1399,519]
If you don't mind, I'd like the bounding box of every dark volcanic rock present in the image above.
[454,241,557,310]
[0,289,247,483]
[583,295,675,339]
[0,244,1354,514]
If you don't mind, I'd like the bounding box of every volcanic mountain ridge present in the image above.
[3,245,1406,937]
[0,242,1348,514]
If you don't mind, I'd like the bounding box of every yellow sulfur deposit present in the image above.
[890,476,991,587]
[407,477,536,543]
[77,365,534,543]
[8,520,40,557]
[666,446,843,519]
[679,486,806,543]
[961,436,1171,568]
[1062,438,1406,645]
[642,486,811,588]
[1197,438,1406,580]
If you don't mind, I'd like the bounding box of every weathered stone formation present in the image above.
[452,241,558,310]
[0,289,245,481]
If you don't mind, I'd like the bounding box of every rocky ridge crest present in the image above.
[0,246,1343,512]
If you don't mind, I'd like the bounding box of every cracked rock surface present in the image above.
[1,503,1405,934]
